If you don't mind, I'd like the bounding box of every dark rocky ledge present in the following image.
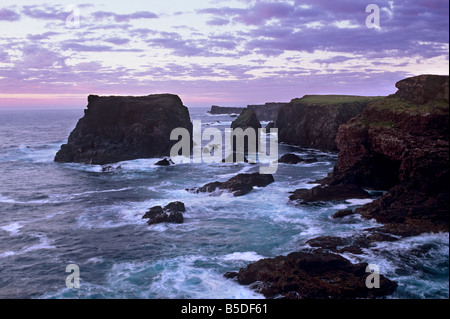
[188,173,274,197]
[226,250,397,299]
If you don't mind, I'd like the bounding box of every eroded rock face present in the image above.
[233,251,397,299]
[322,75,449,234]
[231,108,261,131]
[55,94,193,165]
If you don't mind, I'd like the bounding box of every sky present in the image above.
[0,0,448,108]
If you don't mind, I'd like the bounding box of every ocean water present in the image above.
[0,108,448,299]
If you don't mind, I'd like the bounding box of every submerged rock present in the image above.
[232,250,397,299]
[55,94,193,165]
[155,158,175,166]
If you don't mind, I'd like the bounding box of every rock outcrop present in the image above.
[289,184,371,203]
[188,172,274,196]
[276,95,380,151]
[321,75,449,234]
[228,251,397,299]
[55,94,192,165]
[230,108,261,131]
[142,201,185,225]
[394,74,449,105]
[208,105,244,115]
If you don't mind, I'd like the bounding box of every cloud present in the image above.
[92,10,158,22]
[0,8,20,21]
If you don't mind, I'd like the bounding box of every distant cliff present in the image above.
[247,102,287,121]
[276,95,381,151]
[55,94,193,165]
[208,105,244,115]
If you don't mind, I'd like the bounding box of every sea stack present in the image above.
[54,94,193,165]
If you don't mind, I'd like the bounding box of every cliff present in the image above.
[323,75,449,234]
[276,95,381,151]
[247,102,287,121]
[54,94,193,165]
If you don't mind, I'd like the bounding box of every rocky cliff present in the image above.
[276,95,381,151]
[54,94,193,165]
[323,75,449,234]
[247,102,287,121]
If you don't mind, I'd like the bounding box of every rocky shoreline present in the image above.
[55,74,449,299]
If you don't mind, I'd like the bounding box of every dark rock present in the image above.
[332,210,355,219]
[306,229,399,255]
[276,96,375,151]
[101,164,122,172]
[247,103,287,122]
[265,121,275,129]
[164,201,186,213]
[155,158,175,166]
[322,75,449,233]
[142,206,164,219]
[208,105,244,115]
[223,271,238,279]
[289,184,371,203]
[142,201,185,225]
[279,153,303,164]
[189,173,274,197]
[231,108,261,131]
[55,94,193,165]
[233,251,397,299]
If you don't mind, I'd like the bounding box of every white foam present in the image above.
[345,198,375,205]
[22,234,55,253]
[222,251,265,262]
[0,194,15,203]
[0,222,22,236]
[70,187,133,198]
[0,251,16,258]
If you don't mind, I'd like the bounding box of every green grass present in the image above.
[369,96,449,114]
[297,95,385,105]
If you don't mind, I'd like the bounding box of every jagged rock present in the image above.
[142,201,185,225]
[289,184,371,203]
[155,158,175,166]
[188,173,274,197]
[322,75,449,234]
[278,153,303,164]
[101,165,122,172]
[55,94,192,165]
[231,108,261,131]
[233,251,397,299]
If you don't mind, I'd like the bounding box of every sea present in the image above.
[0,107,448,299]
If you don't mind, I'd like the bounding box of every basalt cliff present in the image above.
[54,94,193,165]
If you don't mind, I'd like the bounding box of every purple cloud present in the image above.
[92,10,158,22]
[0,8,20,21]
